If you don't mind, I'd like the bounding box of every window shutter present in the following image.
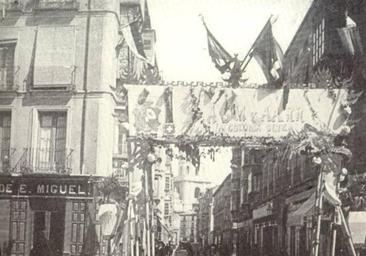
[34,26,76,88]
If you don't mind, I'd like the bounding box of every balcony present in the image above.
[0,66,19,92]
[34,0,80,10]
[0,148,16,173]
[11,148,73,174]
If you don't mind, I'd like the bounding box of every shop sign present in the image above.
[0,176,92,197]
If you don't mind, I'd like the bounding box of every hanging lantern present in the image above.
[312,156,322,165]
[147,152,156,163]
[98,204,119,238]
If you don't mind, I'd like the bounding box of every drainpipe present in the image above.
[80,0,92,174]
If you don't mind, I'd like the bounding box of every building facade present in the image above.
[212,174,232,252]
[197,186,215,248]
[0,0,157,255]
[174,156,211,243]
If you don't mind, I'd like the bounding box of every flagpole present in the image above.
[239,15,274,70]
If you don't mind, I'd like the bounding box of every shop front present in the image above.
[0,174,96,256]
[252,201,278,256]
[285,188,315,256]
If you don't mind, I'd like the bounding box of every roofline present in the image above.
[212,173,231,197]
[284,0,316,57]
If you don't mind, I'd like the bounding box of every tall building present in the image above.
[0,0,157,255]
[174,156,211,242]
[197,186,215,248]
[212,174,232,251]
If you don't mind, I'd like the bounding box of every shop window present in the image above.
[10,199,27,256]
[0,42,16,91]
[37,112,67,173]
[70,201,86,256]
[0,112,11,171]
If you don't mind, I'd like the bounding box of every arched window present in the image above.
[194,187,200,198]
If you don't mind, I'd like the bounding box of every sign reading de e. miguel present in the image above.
[0,176,92,197]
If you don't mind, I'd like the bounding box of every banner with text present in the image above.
[127,85,349,138]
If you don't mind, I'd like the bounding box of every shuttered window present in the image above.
[0,112,11,170]
[0,43,15,90]
[34,26,76,88]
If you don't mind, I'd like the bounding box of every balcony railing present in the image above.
[12,148,73,174]
[35,0,80,10]
[0,148,16,173]
[0,66,19,92]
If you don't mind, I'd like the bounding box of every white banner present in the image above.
[127,85,349,139]
[173,88,348,138]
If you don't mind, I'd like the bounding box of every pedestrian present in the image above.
[165,241,174,256]
[156,241,166,256]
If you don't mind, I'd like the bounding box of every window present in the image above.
[312,18,325,66]
[34,26,76,88]
[186,166,190,175]
[37,112,67,173]
[0,112,11,170]
[114,123,128,158]
[165,176,170,191]
[194,187,200,198]
[164,202,170,216]
[0,42,15,90]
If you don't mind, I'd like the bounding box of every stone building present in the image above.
[174,156,211,242]
[212,174,232,251]
[0,0,157,255]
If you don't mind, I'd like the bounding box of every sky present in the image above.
[147,0,312,185]
[148,0,312,84]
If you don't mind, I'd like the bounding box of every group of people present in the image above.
[156,240,175,256]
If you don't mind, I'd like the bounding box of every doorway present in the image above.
[31,199,66,256]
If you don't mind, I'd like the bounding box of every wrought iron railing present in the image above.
[12,148,73,174]
[0,148,16,173]
[0,66,19,92]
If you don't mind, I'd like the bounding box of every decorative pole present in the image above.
[312,155,323,256]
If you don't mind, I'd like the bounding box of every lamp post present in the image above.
[145,152,156,256]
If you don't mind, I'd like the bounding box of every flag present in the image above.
[137,88,150,105]
[337,25,364,55]
[120,21,151,64]
[251,20,284,86]
[201,17,244,87]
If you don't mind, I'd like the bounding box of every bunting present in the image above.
[120,21,151,64]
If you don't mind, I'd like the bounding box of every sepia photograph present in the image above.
[0,0,366,255]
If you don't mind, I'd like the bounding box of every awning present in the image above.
[348,211,366,245]
[287,193,315,226]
